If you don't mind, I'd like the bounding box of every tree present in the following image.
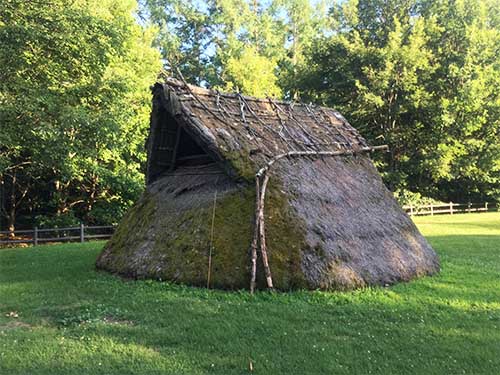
[420,0,500,201]
[0,0,161,231]
[141,0,333,98]
[295,0,500,202]
[141,0,215,84]
[212,0,285,96]
[296,0,436,190]
[272,0,334,98]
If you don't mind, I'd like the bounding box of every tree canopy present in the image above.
[306,0,500,203]
[141,0,500,204]
[0,0,161,230]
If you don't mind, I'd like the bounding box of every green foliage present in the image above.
[34,212,81,229]
[420,0,500,201]
[143,0,332,97]
[295,0,500,202]
[0,0,161,229]
[393,189,444,206]
[223,45,282,97]
[140,0,214,84]
[1,214,500,374]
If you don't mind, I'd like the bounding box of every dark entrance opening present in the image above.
[175,129,212,166]
[147,107,213,184]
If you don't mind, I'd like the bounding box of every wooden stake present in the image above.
[169,126,183,172]
[250,177,260,294]
[258,174,273,290]
[80,223,85,243]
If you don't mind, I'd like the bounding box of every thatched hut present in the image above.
[96,78,439,291]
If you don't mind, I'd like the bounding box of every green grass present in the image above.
[1,213,500,374]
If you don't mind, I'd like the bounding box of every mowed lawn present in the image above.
[1,214,499,374]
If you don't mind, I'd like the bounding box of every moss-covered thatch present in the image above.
[97,166,308,289]
[96,79,439,290]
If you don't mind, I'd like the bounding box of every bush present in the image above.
[393,189,444,206]
[35,212,81,229]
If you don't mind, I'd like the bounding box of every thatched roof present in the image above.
[146,78,381,184]
[97,79,439,292]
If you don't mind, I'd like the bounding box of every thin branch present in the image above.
[256,145,389,177]
[250,176,260,294]
[257,173,273,290]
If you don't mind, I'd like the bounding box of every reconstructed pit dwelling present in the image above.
[96,78,439,291]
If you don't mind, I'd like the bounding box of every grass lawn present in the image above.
[1,213,499,374]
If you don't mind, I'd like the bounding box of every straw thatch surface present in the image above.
[96,79,439,290]
[281,156,438,288]
[146,78,368,184]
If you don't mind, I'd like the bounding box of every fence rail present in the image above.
[403,202,498,216]
[0,224,115,247]
[1,202,496,245]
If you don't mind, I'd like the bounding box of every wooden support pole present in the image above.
[33,227,38,246]
[430,203,434,216]
[80,223,85,243]
[250,177,260,294]
[450,202,453,215]
[169,126,183,172]
[258,174,273,290]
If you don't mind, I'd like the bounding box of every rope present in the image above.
[207,178,219,289]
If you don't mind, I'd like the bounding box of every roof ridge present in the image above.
[162,77,337,111]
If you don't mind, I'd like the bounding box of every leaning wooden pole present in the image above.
[250,177,261,294]
[258,173,273,290]
[250,144,389,292]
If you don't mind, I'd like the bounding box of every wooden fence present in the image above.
[1,202,496,245]
[0,224,115,247]
[402,202,498,216]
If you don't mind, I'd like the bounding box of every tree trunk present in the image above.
[86,174,98,214]
[8,173,17,238]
